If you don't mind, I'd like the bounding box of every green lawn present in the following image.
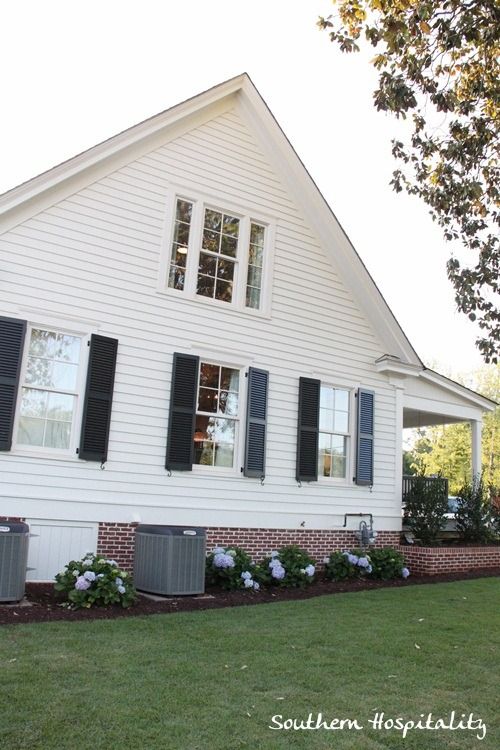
[1,579,499,750]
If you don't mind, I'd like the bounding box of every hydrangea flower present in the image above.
[117,585,126,594]
[105,559,118,567]
[270,551,279,559]
[241,571,252,581]
[366,564,373,574]
[347,554,359,565]
[213,553,235,569]
[97,574,105,579]
[271,564,285,580]
[72,570,80,578]
[253,581,260,591]
[83,571,96,582]
[357,557,370,568]
[323,557,330,564]
[212,546,225,555]
[75,576,91,591]
[82,559,92,568]
[227,549,236,557]
[401,567,410,579]
[243,578,254,589]
[269,558,283,570]
[304,564,315,577]
[115,577,123,586]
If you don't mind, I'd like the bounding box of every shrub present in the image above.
[456,475,495,543]
[260,545,316,588]
[54,553,136,609]
[325,548,410,581]
[206,546,261,591]
[324,550,372,580]
[404,473,449,545]
[368,547,407,580]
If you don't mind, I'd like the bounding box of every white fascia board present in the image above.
[236,80,422,367]
[0,75,247,228]
[420,370,496,412]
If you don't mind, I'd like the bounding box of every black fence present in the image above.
[402,475,449,503]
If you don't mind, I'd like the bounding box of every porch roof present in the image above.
[402,369,496,428]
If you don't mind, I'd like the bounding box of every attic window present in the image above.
[161,191,273,315]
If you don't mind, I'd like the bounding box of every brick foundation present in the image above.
[397,544,500,575]
[96,523,400,571]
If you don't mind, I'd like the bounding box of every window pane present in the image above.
[331,435,346,455]
[17,417,45,447]
[202,229,219,254]
[320,386,334,410]
[197,274,215,298]
[335,389,349,411]
[198,253,217,277]
[199,363,219,389]
[248,244,263,267]
[46,393,75,421]
[246,286,261,309]
[332,455,346,478]
[220,367,239,392]
[246,265,262,288]
[319,408,334,432]
[198,387,217,413]
[250,223,265,248]
[214,443,233,467]
[212,417,235,444]
[204,209,222,231]
[168,266,185,290]
[51,362,78,390]
[20,388,47,418]
[172,245,187,268]
[220,235,238,258]
[29,329,57,358]
[218,391,238,416]
[44,421,71,449]
[222,215,239,237]
[173,221,190,247]
[334,411,349,433]
[194,441,214,466]
[215,279,233,303]
[318,433,331,478]
[217,258,235,281]
[176,199,192,223]
[55,335,80,364]
[25,357,52,387]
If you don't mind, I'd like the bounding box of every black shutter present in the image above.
[296,377,320,482]
[78,335,118,462]
[0,317,27,451]
[356,388,375,486]
[244,367,269,478]
[165,352,199,471]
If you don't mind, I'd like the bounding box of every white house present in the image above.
[0,74,494,580]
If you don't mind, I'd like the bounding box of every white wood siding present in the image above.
[0,105,400,531]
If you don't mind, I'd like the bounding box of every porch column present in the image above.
[471,419,482,479]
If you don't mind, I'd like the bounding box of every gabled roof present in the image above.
[1,73,424,365]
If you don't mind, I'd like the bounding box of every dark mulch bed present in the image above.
[1,568,499,626]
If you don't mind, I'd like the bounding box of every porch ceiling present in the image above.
[403,408,465,429]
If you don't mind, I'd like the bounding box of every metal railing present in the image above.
[402,475,449,503]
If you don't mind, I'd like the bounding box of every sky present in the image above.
[0,0,487,375]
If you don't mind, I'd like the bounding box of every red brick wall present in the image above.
[398,544,500,575]
[96,522,400,571]
[97,522,138,571]
[206,527,400,562]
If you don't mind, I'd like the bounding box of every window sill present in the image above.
[155,287,272,321]
[5,450,83,463]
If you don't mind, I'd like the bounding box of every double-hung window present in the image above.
[194,361,240,469]
[162,192,273,314]
[318,386,351,479]
[16,327,84,453]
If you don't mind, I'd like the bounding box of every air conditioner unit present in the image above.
[134,525,206,595]
[0,522,30,602]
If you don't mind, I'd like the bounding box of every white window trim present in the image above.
[317,384,355,486]
[191,354,248,477]
[157,185,275,318]
[11,322,90,460]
